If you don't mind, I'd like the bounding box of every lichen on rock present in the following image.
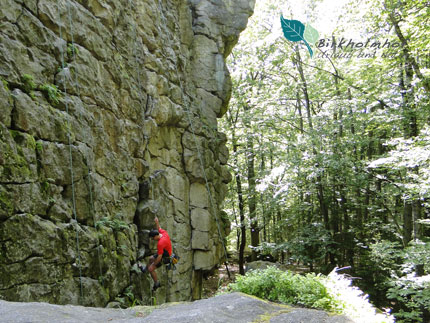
[0,0,254,306]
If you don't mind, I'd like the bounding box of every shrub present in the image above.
[229,267,396,322]
[368,239,430,322]
[387,275,430,323]
[325,269,395,323]
[229,266,335,311]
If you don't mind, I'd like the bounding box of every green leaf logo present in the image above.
[280,16,319,58]
[304,23,319,44]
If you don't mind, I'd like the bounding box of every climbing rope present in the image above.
[64,1,105,287]
[127,0,149,127]
[86,171,105,283]
[165,269,168,301]
[127,0,153,304]
[56,0,83,302]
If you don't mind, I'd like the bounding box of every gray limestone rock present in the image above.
[0,293,354,323]
[191,208,212,231]
[0,0,255,306]
[245,261,292,273]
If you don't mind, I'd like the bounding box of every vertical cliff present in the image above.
[0,0,254,306]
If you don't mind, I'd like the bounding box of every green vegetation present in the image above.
[228,267,394,322]
[67,43,79,60]
[1,77,9,91]
[2,147,31,180]
[21,74,36,93]
[115,286,143,308]
[95,216,128,231]
[39,83,61,104]
[98,275,105,285]
[221,0,430,322]
[26,135,36,150]
[41,181,50,193]
[229,267,335,311]
[35,141,43,153]
[9,130,21,141]
[0,191,13,215]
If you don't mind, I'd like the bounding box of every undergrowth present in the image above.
[228,266,335,311]
[227,266,395,323]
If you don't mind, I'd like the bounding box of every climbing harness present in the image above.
[162,252,180,271]
[169,253,180,267]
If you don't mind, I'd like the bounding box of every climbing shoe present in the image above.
[152,281,161,291]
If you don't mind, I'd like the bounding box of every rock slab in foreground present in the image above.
[0,292,353,323]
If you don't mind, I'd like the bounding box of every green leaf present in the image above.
[280,16,306,42]
[303,23,319,45]
[280,16,314,57]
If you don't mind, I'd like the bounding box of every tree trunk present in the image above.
[399,58,418,247]
[389,12,430,93]
[232,126,246,275]
[232,198,240,252]
[247,134,259,261]
[296,91,304,133]
[403,202,413,245]
[294,48,329,229]
[234,157,246,275]
[260,148,267,242]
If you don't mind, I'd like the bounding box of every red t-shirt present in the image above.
[157,228,172,257]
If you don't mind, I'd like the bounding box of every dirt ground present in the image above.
[202,262,239,298]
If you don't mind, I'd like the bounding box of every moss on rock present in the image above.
[0,191,13,218]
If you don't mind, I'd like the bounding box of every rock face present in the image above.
[0,0,254,306]
[0,292,354,323]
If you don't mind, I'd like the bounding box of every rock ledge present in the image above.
[0,292,353,323]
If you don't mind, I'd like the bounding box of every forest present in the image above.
[220,0,430,321]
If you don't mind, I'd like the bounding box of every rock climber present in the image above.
[139,217,172,291]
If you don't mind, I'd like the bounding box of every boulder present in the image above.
[245,260,290,273]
